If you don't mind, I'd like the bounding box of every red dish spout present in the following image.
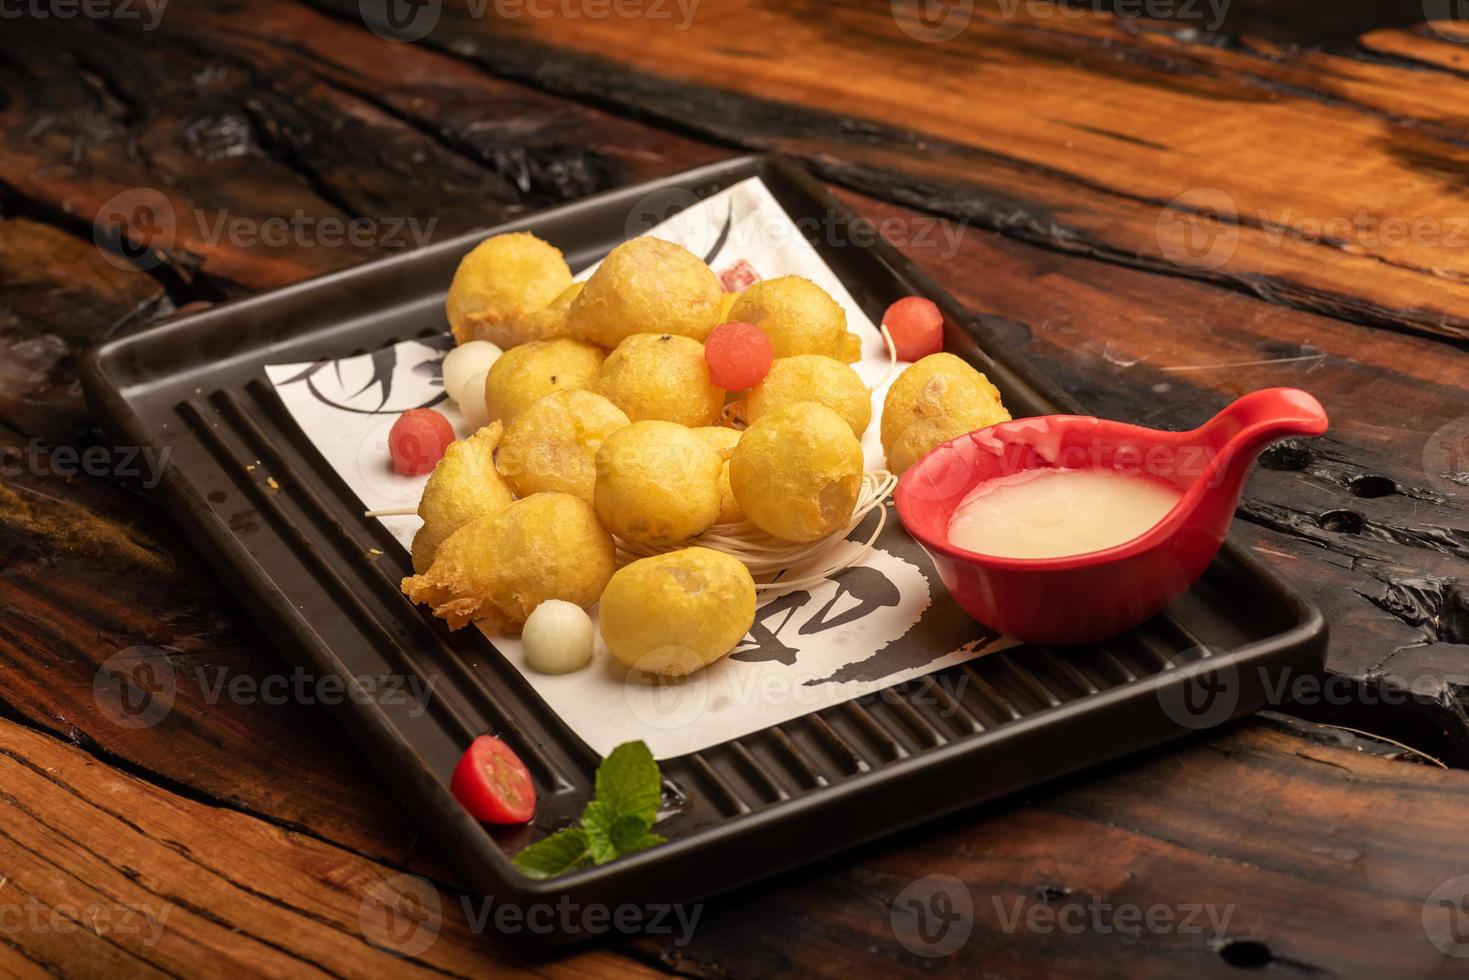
[894,388,1328,645]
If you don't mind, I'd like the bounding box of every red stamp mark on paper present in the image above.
[718,259,760,292]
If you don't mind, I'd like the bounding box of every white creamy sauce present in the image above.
[947,468,1183,559]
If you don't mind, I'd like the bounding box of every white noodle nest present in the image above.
[614,469,898,591]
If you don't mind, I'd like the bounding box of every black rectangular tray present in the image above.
[82,155,1326,941]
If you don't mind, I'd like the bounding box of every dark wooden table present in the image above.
[3,2,1469,975]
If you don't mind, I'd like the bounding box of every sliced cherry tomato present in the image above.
[451,735,536,824]
[388,408,454,477]
[704,320,774,391]
[882,296,945,361]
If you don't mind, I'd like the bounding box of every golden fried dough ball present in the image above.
[600,548,756,677]
[746,355,872,439]
[410,422,515,574]
[692,426,742,524]
[717,290,740,322]
[483,337,604,423]
[726,276,856,360]
[446,233,573,346]
[500,280,584,346]
[838,331,864,364]
[593,421,721,545]
[597,333,724,427]
[879,353,1009,455]
[730,402,862,543]
[401,492,613,632]
[885,415,985,476]
[495,389,629,502]
[567,237,722,348]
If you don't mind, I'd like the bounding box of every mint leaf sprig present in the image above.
[513,741,665,879]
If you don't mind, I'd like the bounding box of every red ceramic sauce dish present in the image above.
[894,388,1328,645]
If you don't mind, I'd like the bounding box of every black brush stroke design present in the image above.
[279,336,451,415]
[700,200,735,268]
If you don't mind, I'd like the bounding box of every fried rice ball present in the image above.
[885,415,986,476]
[446,233,573,346]
[483,337,604,423]
[600,547,756,677]
[692,426,742,524]
[567,237,722,348]
[594,420,722,545]
[717,290,740,323]
[597,333,724,427]
[401,492,614,632]
[726,276,860,361]
[746,355,872,439]
[499,280,584,346]
[879,353,1010,455]
[730,402,862,543]
[409,422,516,574]
[495,389,630,501]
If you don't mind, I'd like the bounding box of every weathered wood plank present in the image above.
[832,187,1469,758]
[308,0,1469,341]
[634,721,1469,977]
[0,4,720,294]
[0,713,661,978]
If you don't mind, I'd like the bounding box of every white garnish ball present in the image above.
[522,599,595,674]
[442,340,502,405]
[458,371,492,430]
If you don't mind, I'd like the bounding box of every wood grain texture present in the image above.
[308,0,1469,342]
[634,719,1469,977]
[0,713,660,979]
[0,0,1466,974]
[827,187,1469,757]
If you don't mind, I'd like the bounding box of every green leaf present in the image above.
[512,740,667,879]
[593,741,661,828]
[608,815,664,857]
[583,804,666,865]
[512,828,594,879]
[581,801,621,865]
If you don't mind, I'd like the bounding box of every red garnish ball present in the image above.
[882,296,945,361]
[450,735,536,824]
[704,321,774,391]
[388,408,454,477]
